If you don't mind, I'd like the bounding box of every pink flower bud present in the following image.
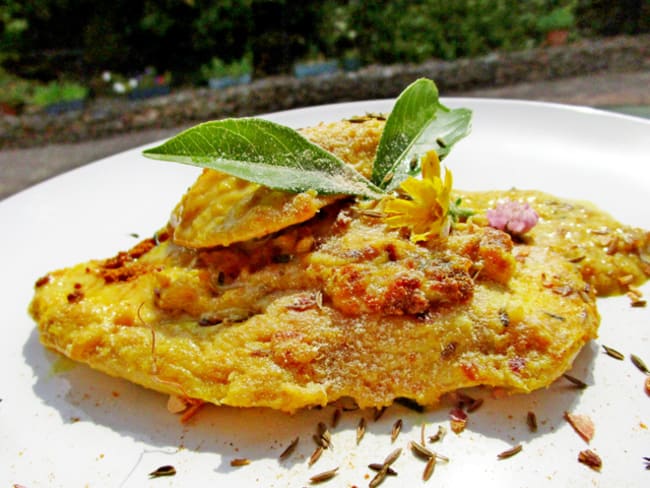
[487,200,539,235]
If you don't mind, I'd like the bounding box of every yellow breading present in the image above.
[29,117,649,413]
[171,117,384,248]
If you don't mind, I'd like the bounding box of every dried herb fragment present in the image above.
[309,467,339,484]
[630,354,649,374]
[497,444,523,459]
[230,458,251,467]
[449,407,468,434]
[428,425,446,443]
[602,344,624,360]
[149,465,176,478]
[279,436,299,461]
[391,419,403,442]
[564,412,595,443]
[563,373,588,389]
[356,417,367,445]
[578,449,602,471]
[527,411,538,433]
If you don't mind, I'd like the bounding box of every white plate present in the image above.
[2,99,649,488]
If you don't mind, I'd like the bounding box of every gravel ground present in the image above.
[1,69,649,201]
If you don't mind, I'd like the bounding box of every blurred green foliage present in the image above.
[0,0,647,83]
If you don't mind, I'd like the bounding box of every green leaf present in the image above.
[143,118,385,199]
[371,78,472,191]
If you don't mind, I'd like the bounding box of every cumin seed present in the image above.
[527,411,538,433]
[467,398,484,413]
[602,344,625,360]
[422,455,436,481]
[543,311,566,321]
[317,422,332,449]
[230,458,251,467]
[308,446,324,467]
[563,373,588,389]
[279,436,299,461]
[383,447,402,466]
[391,419,403,443]
[331,408,341,428]
[368,464,398,476]
[631,354,649,374]
[356,417,366,445]
[409,440,435,460]
[368,466,389,488]
[148,465,176,478]
[374,406,387,421]
[497,444,523,459]
[395,397,425,413]
[630,354,650,374]
[309,467,339,484]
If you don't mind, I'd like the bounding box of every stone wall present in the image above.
[1,34,648,149]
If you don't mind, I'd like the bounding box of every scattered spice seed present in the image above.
[630,354,649,374]
[368,464,398,476]
[309,467,339,484]
[395,397,425,413]
[316,422,332,450]
[149,465,176,478]
[497,444,523,459]
[563,373,588,389]
[368,466,389,488]
[308,446,324,467]
[643,456,650,470]
[564,412,595,443]
[428,425,446,443]
[420,423,426,445]
[645,376,650,396]
[279,436,299,461]
[630,298,647,308]
[543,311,566,321]
[527,411,538,433]
[409,440,435,460]
[331,408,342,428]
[356,417,367,445]
[602,344,625,360]
[374,406,387,421]
[466,397,484,413]
[578,449,602,471]
[391,418,403,442]
[230,458,251,467]
[422,456,436,481]
[383,447,402,466]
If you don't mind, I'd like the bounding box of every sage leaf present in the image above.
[372,78,472,191]
[143,118,384,199]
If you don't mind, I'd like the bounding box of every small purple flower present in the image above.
[487,199,539,235]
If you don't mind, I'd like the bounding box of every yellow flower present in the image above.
[383,150,453,242]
